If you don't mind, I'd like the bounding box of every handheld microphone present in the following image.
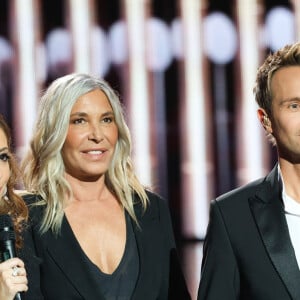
[0,214,22,300]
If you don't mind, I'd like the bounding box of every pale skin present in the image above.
[0,129,28,299]
[258,66,300,202]
[62,89,126,275]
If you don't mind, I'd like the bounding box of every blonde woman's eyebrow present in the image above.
[70,111,114,117]
[70,112,87,117]
[102,111,114,117]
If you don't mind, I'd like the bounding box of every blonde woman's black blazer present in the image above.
[24,191,191,300]
[198,164,300,300]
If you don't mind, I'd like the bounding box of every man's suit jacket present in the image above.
[24,191,191,300]
[198,165,300,300]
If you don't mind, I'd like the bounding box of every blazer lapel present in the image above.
[45,216,106,300]
[249,166,300,300]
[131,199,162,300]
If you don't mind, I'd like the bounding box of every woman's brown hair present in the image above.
[0,114,28,249]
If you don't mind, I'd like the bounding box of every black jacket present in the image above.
[198,164,300,300]
[18,219,43,299]
[24,191,190,300]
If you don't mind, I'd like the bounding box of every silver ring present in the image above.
[12,266,19,277]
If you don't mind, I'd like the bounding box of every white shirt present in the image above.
[280,167,300,269]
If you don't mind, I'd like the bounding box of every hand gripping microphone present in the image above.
[0,214,23,300]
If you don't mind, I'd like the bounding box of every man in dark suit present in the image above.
[198,42,300,300]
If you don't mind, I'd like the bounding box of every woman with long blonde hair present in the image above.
[22,73,190,299]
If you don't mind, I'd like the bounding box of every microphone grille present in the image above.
[0,230,15,241]
[0,215,13,230]
[0,215,15,242]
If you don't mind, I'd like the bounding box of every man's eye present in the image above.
[287,103,300,110]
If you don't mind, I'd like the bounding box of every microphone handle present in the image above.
[0,241,23,300]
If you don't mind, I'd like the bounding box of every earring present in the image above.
[263,115,269,125]
[2,186,8,202]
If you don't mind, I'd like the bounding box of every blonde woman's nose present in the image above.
[88,124,103,142]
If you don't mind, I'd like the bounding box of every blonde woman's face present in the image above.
[61,89,118,181]
[0,129,10,197]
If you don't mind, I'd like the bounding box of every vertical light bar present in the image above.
[123,0,152,186]
[68,0,94,73]
[236,0,269,185]
[180,0,212,238]
[10,0,40,157]
[291,0,300,40]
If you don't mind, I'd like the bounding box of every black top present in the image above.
[83,212,139,300]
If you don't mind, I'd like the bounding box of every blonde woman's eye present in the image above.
[103,117,113,123]
[73,118,86,124]
[0,154,10,162]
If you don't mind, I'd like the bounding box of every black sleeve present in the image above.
[198,200,240,300]
[20,220,44,299]
[157,195,191,300]
[20,193,44,300]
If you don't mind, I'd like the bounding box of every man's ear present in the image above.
[257,108,272,133]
